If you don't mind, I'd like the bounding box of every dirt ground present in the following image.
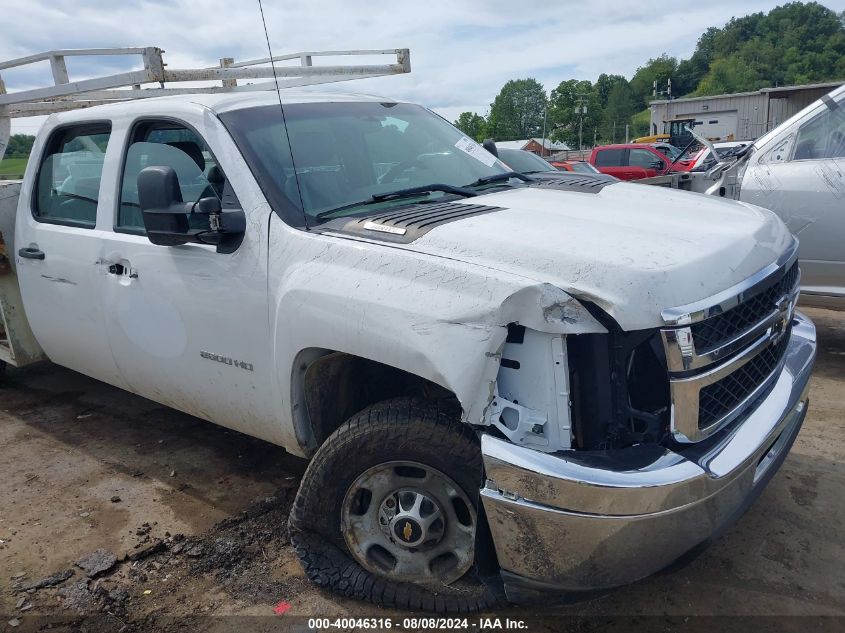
[1,307,843,632]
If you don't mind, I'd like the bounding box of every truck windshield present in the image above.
[220,102,509,225]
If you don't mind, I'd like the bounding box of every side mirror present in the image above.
[138,166,245,253]
[650,159,665,171]
[482,139,498,157]
[138,166,193,246]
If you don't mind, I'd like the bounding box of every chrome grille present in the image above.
[660,244,800,443]
[698,330,790,430]
[691,263,799,353]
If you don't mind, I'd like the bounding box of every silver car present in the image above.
[740,85,845,309]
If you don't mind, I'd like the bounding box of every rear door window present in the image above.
[34,124,111,227]
[595,149,624,167]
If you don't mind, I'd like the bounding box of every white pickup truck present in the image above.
[0,91,816,611]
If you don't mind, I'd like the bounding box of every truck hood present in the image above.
[400,183,794,331]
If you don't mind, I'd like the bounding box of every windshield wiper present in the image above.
[371,183,477,201]
[466,171,535,187]
[314,183,476,223]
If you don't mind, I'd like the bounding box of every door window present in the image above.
[792,95,845,160]
[629,149,662,169]
[34,124,111,227]
[118,122,232,231]
[594,149,624,167]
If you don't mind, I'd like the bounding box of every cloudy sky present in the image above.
[4,0,845,135]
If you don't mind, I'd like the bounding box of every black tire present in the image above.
[289,397,505,613]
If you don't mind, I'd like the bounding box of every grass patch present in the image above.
[0,157,28,179]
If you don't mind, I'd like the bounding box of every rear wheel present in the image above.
[288,397,504,612]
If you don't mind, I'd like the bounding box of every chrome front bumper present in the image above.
[480,311,816,603]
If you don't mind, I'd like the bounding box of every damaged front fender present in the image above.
[268,224,607,453]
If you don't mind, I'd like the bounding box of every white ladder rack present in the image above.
[0,46,411,159]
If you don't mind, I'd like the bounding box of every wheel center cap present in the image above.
[392,517,424,546]
[379,489,445,549]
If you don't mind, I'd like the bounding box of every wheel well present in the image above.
[292,350,458,456]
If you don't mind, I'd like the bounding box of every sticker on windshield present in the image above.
[455,136,497,167]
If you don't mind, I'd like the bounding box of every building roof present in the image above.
[650,80,845,105]
[494,138,570,151]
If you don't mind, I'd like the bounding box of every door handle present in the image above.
[107,263,138,279]
[19,247,45,260]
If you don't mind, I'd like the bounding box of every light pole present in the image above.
[541,99,548,156]
[575,94,588,151]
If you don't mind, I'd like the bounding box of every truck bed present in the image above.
[0,181,45,367]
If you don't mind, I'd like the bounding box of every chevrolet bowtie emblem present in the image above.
[402,521,413,541]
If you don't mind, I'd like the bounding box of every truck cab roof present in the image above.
[44,90,404,125]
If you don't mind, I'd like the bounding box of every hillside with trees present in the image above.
[455,1,845,148]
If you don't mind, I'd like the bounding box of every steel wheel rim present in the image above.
[341,460,476,585]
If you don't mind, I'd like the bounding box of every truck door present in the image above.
[593,148,640,180]
[740,91,845,299]
[15,123,130,388]
[628,148,665,178]
[96,118,280,443]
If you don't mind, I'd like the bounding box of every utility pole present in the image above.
[541,99,548,156]
[574,94,587,151]
[625,123,629,144]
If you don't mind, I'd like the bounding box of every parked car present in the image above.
[652,142,683,162]
[589,143,673,180]
[668,145,707,172]
[0,90,816,612]
[736,85,845,308]
[643,85,845,309]
[497,149,615,182]
[496,148,558,174]
[689,141,749,172]
[551,159,605,175]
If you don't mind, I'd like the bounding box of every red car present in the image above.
[551,160,604,175]
[589,143,673,180]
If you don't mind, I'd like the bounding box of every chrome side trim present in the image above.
[660,239,798,327]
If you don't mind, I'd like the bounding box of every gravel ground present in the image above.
[0,307,842,632]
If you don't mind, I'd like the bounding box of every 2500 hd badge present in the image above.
[199,350,254,371]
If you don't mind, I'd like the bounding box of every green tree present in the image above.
[630,54,678,107]
[594,73,628,108]
[5,134,35,158]
[601,81,636,143]
[675,26,719,95]
[690,2,845,96]
[487,78,547,141]
[548,79,601,148]
[453,112,488,141]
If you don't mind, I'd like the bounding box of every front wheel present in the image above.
[288,397,504,612]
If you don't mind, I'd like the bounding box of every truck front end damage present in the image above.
[476,246,816,602]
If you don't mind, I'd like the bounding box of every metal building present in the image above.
[649,81,844,142]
